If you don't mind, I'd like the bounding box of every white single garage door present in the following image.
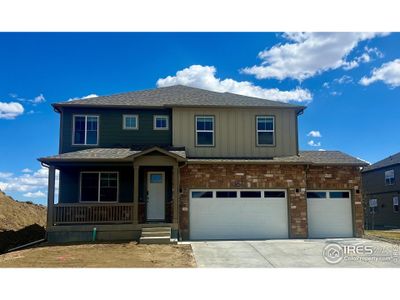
[307,190,353,238]
[189,189,288,240]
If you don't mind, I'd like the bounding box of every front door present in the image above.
[147,172,165,221]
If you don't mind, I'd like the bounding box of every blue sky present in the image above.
[0,32,399,205]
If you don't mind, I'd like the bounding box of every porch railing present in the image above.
[53,203,134,225]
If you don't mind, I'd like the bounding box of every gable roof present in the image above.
[52,85,305,112]
[362,151,400,172]
[38,147,186,164]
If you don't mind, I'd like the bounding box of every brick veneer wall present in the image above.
[179,163,363,240]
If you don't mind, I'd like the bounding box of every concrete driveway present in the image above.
[190,238,400,267]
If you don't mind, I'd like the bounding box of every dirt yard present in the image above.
[0,242,196,267]
[365,230,400,244]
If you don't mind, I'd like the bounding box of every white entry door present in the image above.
[307,190,353,238]
[147,172,165,221]
[190,189,288,240]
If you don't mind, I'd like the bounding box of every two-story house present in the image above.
[39,85,367,243]
[362,152,400,229]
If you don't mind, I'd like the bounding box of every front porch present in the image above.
[41,147,186,243]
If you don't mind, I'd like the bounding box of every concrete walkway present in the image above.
[190,238,400,267]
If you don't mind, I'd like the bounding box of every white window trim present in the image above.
[385,169,395,186]
[79,171,119,203]
[306,190,351,200]
[190,189,287,199]
[123,114,139,130]
[195,115,215,147]
[393,196,399,213]
[256,115,275,147]
[153,115,169,130]
[72,115,99,146]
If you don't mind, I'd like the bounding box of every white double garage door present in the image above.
[189,189,353,240]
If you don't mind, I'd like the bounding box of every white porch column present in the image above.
[46,165,56,229]
[133,165,139,224]
[172,164,179,225]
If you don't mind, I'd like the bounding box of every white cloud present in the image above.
[157,65,312,103]
[359,59,400,88]
[364,46,384,58]
[10,93,46,105]
[334,75,353,85]
[318,149,326,151]
[21,168,33,173]
[307,131,322,138]
[68,94,99,101]
[242,32,389,81]
[0,172,13,178]
[0,167,59,194]
[23,190,46,198]
[30,94,46,104]
[330,91,342,96]
[0,102,24,119]
[308,140,321,147]
[82,94,98,99]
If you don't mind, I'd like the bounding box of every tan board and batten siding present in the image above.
[172,107,298,158]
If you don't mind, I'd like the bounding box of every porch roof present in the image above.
[38,146,187,164]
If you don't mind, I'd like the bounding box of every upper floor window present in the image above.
[123,115,138,130]
[385,169,395,185]
[154,115,169,130]
[195,116,214,147]
[73,115,99,145]
[256,116,274,146]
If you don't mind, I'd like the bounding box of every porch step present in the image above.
[140,226,176,244]
[141,231,171,238]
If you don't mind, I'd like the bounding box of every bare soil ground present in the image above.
[0,190,46,231]
[365,230,400,244]
[0,242,196,267]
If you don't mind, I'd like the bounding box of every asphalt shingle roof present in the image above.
[188,151,368,166]
[39,149,366,166]
[53,85,305,111]
[39,147,186,163]
[362,151,400,172]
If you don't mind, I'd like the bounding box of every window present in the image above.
[150,174,163,183]
[73,115,99,145]
[192,191,213,198]
[240,191,261,198]
[154,115,169,130]
[256,116,274,146]
[265,191,286,198]
[393,197,399,213]
[196,116,214,146]
[307,191,327,199]
[216,191,237,198]
[385,170,395,185]
[369,199,377,214]
[123,115,138,130]
[80,172,118,202]
[329,191,350,199]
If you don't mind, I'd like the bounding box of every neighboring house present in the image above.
[362,152,400,229]
[39,85,367,243]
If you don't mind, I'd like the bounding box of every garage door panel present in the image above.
[307,190,353,238]
[190,190,288,240]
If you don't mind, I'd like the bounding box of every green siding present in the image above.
[60,107,172,153]
[59,165,134,203]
